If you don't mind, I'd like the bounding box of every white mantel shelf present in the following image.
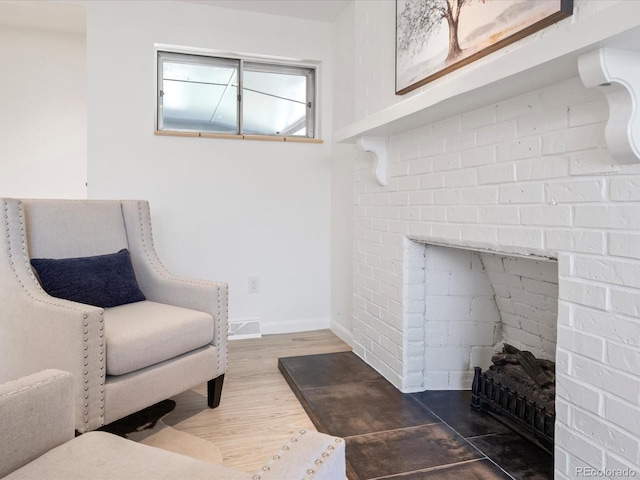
[334,1,640,145]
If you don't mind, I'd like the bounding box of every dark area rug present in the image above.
[98,399,176,437]
[279,351,552,480]
[96,399,224,465]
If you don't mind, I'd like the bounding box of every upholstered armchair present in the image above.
[0,198,228,433]
[0,370,346,480]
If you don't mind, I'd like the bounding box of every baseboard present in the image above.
[330,321,353,346]
[232,317,351,341]
[260,317,330,335]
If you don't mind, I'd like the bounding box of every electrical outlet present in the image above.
[248,276,259,293]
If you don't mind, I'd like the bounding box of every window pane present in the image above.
[161,60,238,133]
[242,69,309,136]
[157,51,316,138]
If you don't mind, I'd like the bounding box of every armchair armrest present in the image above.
[121,201,228,375]
[1,197,107,433]
[0,370,74,478]
[253,430,346,480]
[0,289,106,432]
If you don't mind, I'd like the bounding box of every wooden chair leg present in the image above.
[207,375,224,408]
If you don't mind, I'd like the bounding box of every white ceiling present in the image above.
[179,0,351,23]
[0,1,86,34]
[0,0,351,35]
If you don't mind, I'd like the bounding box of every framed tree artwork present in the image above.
[396,0,574,95]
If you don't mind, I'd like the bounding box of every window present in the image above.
[157,51,317,139]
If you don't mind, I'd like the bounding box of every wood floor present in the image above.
[163,329,351,473]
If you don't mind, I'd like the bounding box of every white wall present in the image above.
[330,2,356,344]
[330,144,355,344]
[0,6,87,199]
[85,1,333,333]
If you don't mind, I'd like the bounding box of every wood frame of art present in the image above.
[396,0,574,95]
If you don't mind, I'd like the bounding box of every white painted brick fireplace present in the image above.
[350,76,640,476]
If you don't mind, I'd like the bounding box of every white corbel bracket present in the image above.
[578,48,640,164]
[359,136,389,186]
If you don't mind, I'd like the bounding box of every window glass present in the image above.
[242,66,309,136]
[157,51,316,138]
[159,55,239,133]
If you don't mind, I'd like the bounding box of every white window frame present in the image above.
[155,45,320,141]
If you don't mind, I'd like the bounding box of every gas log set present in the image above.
[471,344,555,452]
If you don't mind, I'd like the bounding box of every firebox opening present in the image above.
[411,242,559,390]
[410,241,559,452]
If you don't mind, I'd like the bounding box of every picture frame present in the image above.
[396,0,574,95]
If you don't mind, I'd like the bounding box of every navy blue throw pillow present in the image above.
[31,249,146,308]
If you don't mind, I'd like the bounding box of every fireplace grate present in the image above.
[471,366,554,453]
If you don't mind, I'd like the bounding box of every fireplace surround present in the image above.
[338,2,640,476]
[349,73,640,476]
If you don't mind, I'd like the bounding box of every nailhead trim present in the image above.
[0,371,71,399]
[255,431,344,480]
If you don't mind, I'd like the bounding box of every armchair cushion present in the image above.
[3,431,249,480]
[105,301,214,376]
[30,249,145,308]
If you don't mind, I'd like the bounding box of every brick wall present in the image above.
[483,253,559,361]
[352,76,640,476]
[421,245,500,390]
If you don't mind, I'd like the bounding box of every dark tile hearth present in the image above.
[468,434,554,480]
[389,460,517,480]
[346,423,483,479]
[279,351,382,389]
[302,380,440,437]
[279,352,552,480]
[412,390,513,439]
